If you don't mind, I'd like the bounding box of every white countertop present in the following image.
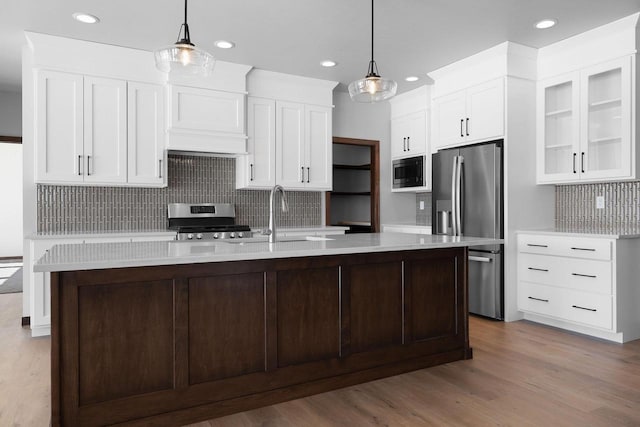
[383,223,432,230]
[34,233,503,273]
[517,227,640,240]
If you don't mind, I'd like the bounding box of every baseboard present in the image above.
[21,316,30,327]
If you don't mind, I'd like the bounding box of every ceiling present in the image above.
[2,0,640,94]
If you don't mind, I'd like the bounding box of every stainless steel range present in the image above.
[168,203,253,241]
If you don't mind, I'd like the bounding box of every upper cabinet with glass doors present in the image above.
[537,56,633,184]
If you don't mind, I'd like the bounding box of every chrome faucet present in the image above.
[267,184,289,243]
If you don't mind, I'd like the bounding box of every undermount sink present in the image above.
[222,235,335,244]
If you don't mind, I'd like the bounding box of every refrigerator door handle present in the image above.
[451,156,458,235]
[455,156,464,236]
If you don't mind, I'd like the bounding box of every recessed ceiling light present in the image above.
[214,40,235,49]
[405,76,419,82]
[72,12,100,24]
[321,60,337,68]
[535,19,557,29]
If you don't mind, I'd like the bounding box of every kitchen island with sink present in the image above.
[36,233,501,426]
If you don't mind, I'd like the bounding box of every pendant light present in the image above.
[154,0,215,76]
[348,0,397,102]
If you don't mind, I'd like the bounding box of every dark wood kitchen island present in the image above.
[35,233,501,426]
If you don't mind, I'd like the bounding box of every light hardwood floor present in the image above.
[2,291,640,426]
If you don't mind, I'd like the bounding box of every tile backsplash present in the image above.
[556,181,640,231]
[37,155,321,233]
[416,192,432,226]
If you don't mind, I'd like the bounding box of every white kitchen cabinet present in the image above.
[537,56,633,184]
[83,76,127,184]
[517,232,640,343]
[35,71,167,187]
[128,82,166,186]
[166,85,246,154]
[432,78,504,151]
[391,111,427,159]
[274,102,332,191]
[36,70,84,183]
[236,97,276,189]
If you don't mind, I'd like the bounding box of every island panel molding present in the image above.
[50,247,469,426]
[37,154,321,232]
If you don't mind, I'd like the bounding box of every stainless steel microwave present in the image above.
[393,156,425,189]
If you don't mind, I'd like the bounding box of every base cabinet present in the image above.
[51,247,469,426]
[517,233,640,342]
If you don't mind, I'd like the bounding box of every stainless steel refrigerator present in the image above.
[432,140,503,320]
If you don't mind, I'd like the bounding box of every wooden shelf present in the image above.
[333,163,371,171]
[330,191,371,196]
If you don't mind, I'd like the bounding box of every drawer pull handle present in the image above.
[527,244,548,248]
[572,305,597,312]
[571,247,596,252]
[528,267,548,272]
[528,296,549,303]
[571,273,597,279]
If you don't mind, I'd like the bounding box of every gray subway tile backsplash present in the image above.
[37,155,321,233]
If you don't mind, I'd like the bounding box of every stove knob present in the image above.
[229,232,236,238]
[238,232,244,238]
[187,233,194,240]
[213,233,219,239]
[196,233,203,240]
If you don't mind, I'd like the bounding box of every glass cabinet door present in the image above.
[537,72,580,183]
[580,56,632,180]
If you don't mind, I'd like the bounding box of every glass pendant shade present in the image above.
[348,73,398,102]
[154,42,215,76]
[154,0,215,77]
[349,0,397,103]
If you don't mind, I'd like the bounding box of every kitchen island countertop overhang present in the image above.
[35,232,503,272]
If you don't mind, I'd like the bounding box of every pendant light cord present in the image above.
[177,0,192,44]
[184,0,188,26]
[371,0,374,63]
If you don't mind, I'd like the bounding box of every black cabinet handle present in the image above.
[572,305,596,312]
[301,166,304,183]
[159,159,162,179]
[407,136,410,151]
[573,153,577,174]
[466,118,470,136]
[527,244,548,248]
[528,296,549,303]
[571,247,596,252]
[87,155,91,176]
[403,137,407,151]
[78,155,82,176]
[528,267,549,272]
[460,119,464,137]
[250,163,254,181]
[306,167,310,183]
[581,152,585,173]
[571,273,597,278]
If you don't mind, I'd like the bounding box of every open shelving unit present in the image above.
[326,137,380,233]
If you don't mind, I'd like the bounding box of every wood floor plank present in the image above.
[3,292,640,427]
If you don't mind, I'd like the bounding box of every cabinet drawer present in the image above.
[518,253,612,294]
[562,289,612,330]
[518,234,612,260]
[518,282,560,318]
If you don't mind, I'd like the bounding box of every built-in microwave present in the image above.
[393,155,424,189]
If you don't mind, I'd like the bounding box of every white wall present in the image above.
[0,143,23,257]
[0,90,23,258]
[332,91,415,224]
